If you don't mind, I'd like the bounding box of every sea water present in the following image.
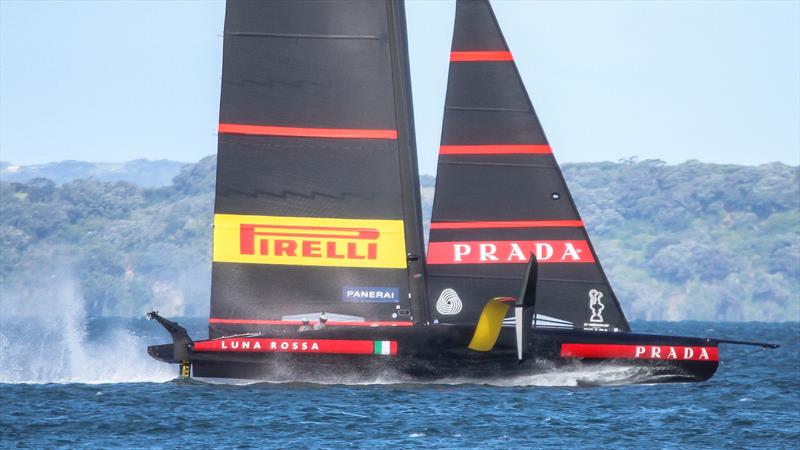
[1,318,797,449]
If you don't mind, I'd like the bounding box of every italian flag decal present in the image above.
[373,340,395,355]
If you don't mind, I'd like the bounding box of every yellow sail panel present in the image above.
[213,214,407,269]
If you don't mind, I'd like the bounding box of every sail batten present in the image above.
[226,32,384,40]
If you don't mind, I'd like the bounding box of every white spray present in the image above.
[0,275,174,384]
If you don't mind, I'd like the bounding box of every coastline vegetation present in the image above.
[1,156,797,321]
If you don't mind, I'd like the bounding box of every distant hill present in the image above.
[1,156,797,321]
[0,159,186,187]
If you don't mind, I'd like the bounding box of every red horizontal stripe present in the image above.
[561,343,719,361]
[209,318,413,327]
[439,145,551,155]
[218,123,398,139]
[193,338,396,356]
[430,220,584,230]
[450,51,513,62]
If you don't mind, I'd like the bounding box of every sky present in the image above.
[1,0,798,175]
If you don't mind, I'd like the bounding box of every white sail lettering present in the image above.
[270,342,277,350]
[302,343,308,350]
[667,347,677,359]
[479,244,498,261]
[221,341,228,350]
[242,341,250,350]
[535,243,554,261]
[454,244,471,262]
[280,342,289,350]
[560,242,582,261]
[651,347,661,358]
[254,342,261,350]
[312,343,319,350]
[684,347,694,359]
[507,243,526,261]
[635,346,646,357]
[699,348,710,360]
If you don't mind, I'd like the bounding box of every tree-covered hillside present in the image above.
[1,157,797,321]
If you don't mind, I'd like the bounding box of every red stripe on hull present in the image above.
[218,123,398,140]
[193,338,397,356]
[430,220,584,230]
[208,318,414,327]
[561,343,719,361]
[450,51,514,62]
[439,145,551,155]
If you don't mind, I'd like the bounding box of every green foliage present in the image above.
[563,160,799,321]
[1,157,797,321]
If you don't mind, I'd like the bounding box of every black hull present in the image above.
[148,325,719,385]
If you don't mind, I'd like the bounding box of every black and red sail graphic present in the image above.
[427,0,629,332]
[211,0,427,336]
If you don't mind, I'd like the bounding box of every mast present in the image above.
[426,0,630,332]
[386,0,429,325]
[209,0,427,337]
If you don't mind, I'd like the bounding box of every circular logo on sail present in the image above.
[436,289,463,315]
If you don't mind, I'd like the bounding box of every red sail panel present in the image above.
[439,144,551,155]
[218,123,399,140]
[426,0,630,332]
[450,50,514,62]
[430,220,584,230]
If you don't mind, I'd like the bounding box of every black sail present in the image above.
[427,0,630,332]
[210,0,427,336]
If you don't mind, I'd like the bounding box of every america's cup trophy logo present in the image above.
[588,289,605,323]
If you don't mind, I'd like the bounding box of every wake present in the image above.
[188,361,655,388]
[0,277,174,384]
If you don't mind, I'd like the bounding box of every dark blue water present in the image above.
[1,320,798,449]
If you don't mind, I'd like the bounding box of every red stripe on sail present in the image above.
[208,318,413,327]
[218,123,398,139]
[450,51,514,62]
[193,338,397,356]
[561,343,719,361]
[430,220,584,230]
[439,145,551,155]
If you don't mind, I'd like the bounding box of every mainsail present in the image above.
[210,0,427,336]
[426,0,630,332]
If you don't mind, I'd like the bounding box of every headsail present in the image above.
[426,0,629,332]
[210,0,427,336]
